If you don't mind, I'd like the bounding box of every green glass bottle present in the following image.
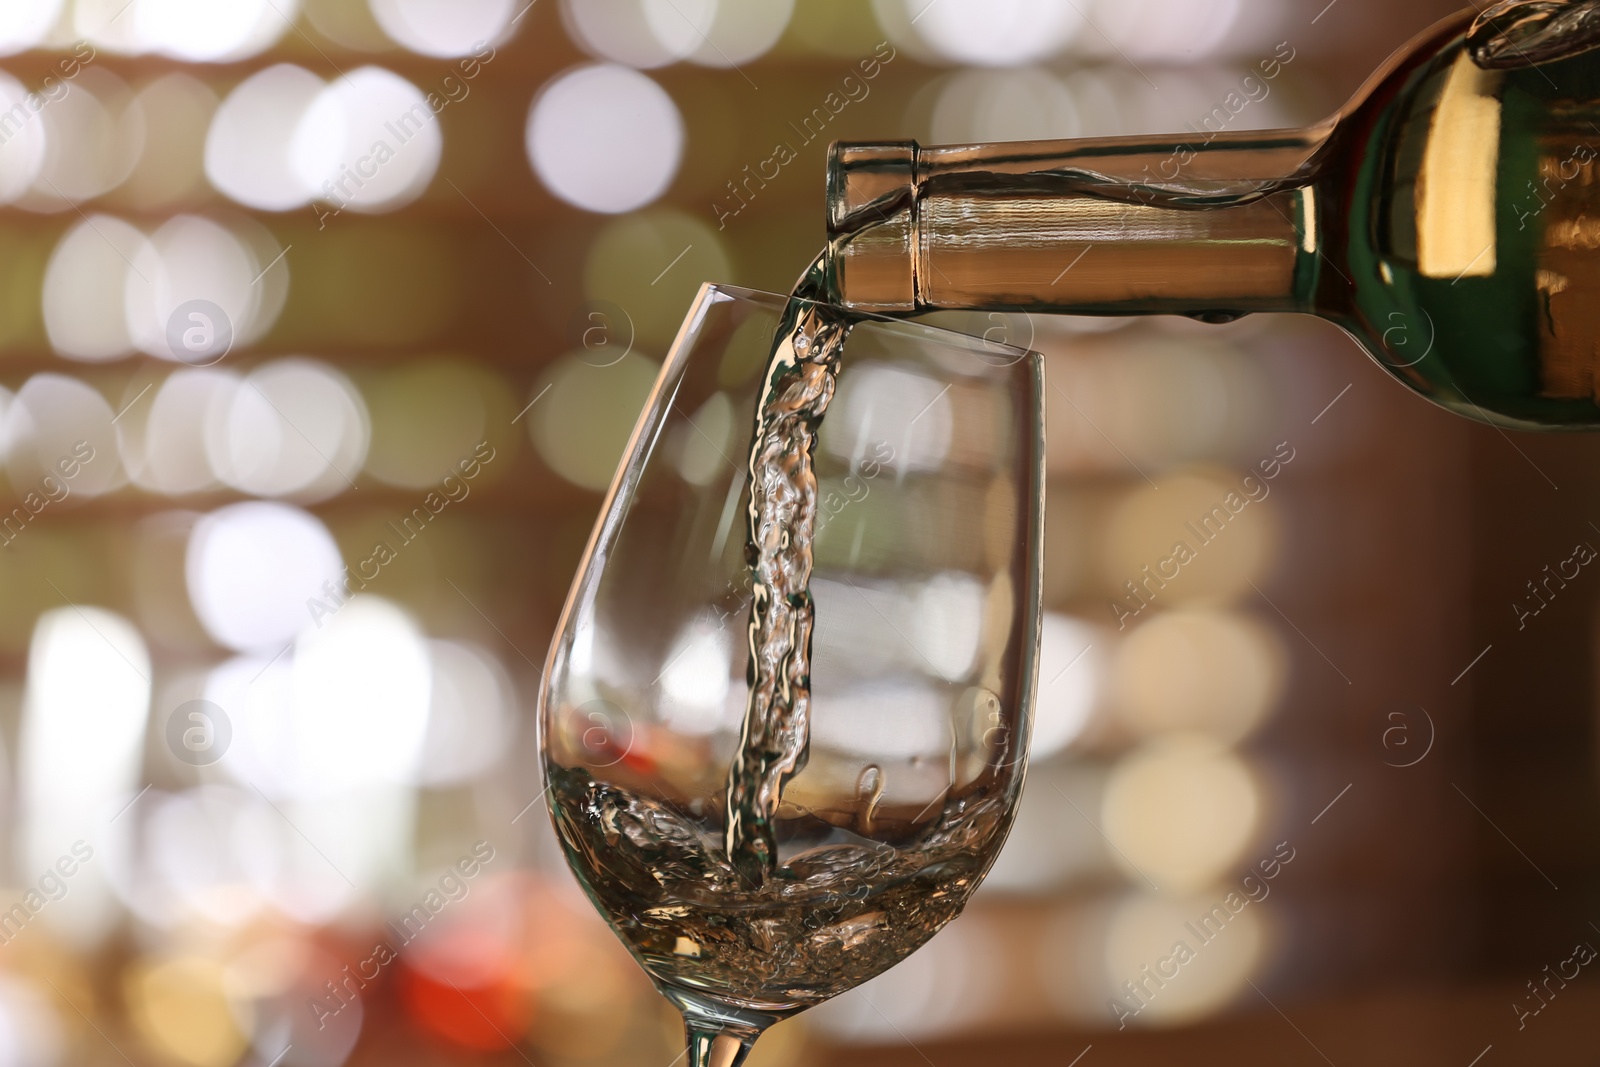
[824,1,1600,429]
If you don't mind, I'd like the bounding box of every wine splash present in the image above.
[722,255,858,884]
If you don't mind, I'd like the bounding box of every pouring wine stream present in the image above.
[723,255,858,884]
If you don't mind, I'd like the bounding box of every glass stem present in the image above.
[670,991,774,1067]
[685,1026,759,1067]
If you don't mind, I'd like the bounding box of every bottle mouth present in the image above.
[824,141,919,312]
[826,141,918,233]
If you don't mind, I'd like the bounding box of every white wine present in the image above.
[550,764,1004,1011]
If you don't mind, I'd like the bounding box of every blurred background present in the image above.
[0,0,1592,1064]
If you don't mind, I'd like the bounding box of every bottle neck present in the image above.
[826,128,1334,318]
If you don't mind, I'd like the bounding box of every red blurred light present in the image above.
[398,965,531,1052]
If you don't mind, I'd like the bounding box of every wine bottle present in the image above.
[824,2,1600,429]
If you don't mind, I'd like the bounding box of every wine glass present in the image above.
[538,284,1043,1067]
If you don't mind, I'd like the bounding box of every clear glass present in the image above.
[537,285,1044,1065]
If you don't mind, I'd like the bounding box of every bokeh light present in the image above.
[687,0,795,68]
[0,976,63,1067]
[1032,613,1099,757]
[418,639,513,786]
[582,208,730,348]
[126,214,285,360]
[75,0,144,55]
[291,66,442,213]
[41,214,148,360]
[1112,609,1285,742]
[526,63,683,214]
[399,963,529,1052]
[26,68,143,206]
[128,369,237,494]
[125,956,250,1067]
[291,595,433,791]
[1102,735,1261,892]
[228,214,294,343]
[1102,470,1278,607]
[929,68,1081,143]
[362,358,506,489]
[1093,0,1245,62]
[18,605,150,947]
[983,763,1107,892]
[1101,890,1266,1027]
[6,372,124,496]
[659,620,733,735]
[369,0,515,57]
[528,350,660,490]
[185,501,344,652]
[133,0,297,63]
[226,938,366,1067]
[670,390,734,487]
[0,0,63,55]
[562,0,791,68]
[205,64,325,211]
[827,361,953,473]
[559,0,712,69]
[125,785,271,928]
[206,359,370,500]
[894,0,1082,67]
